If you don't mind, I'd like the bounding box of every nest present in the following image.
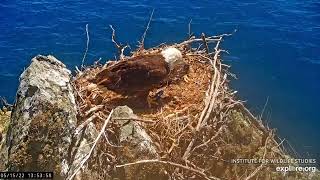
[72,31,300,180]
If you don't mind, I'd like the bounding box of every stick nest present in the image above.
[72,33,308,180]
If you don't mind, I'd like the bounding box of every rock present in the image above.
[68,106,162,180]
[1,55,77,179]
[112,106,159,160]
[0,110,11,138]
[113,106,162,179]
[0,54,163,179]
[0,110,11,171]
[114,106,158,160]
[67,122,99,180]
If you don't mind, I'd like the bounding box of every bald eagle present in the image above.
[90,47,185,106]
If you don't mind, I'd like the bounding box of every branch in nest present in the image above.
[190,125,226,153]
[259,96,269,121]
[244,131,272,180]
[116,159,221,180]
[188,19,195,39]
[201,33,209,54]
[182,37,226,160]
[84,105,104,117]
[75,113,98,135]
[81,24,90,70]
[235,103,269,135]
[109,25,130,60]
[178,30,236,50]
[0,96,13,109]
[68,110,114,180]
[94,114,123,148]
[138,8,155,50]
[209,29,237,39]
[177,37,220,47]
[75,66,83,76]
[113,117,156,124]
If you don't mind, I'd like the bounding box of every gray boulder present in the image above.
[68,106,161,180]
[113,106,161,179]
[2,55,77,179]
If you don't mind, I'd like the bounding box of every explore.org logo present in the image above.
[276,165,317,173]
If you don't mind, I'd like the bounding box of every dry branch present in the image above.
[245,131,272,180]
[138,8,155,50]
[116,159,221,180]
[84,105,104,117]
[113,117,156,124]
[188,19,194,39]
[109,25,129,60]
[182,36,225,160]
[190,125,226,153]
[81,24,89,70]
[0,96,12,109]
[75,114,98,135]
[177,37,220,47]
[201,33,209,54]
[68,110,114,180]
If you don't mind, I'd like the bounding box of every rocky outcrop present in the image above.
[0,55,162,180]
[2,55,77,179]
[0,109,11,170]
[66,122,99,180]
[113,106,160,179]
[114,106,158,161]
[67,106,161,180]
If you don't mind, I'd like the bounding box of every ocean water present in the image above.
[0,0,319,162]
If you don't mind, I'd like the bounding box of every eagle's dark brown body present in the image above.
[93,54,170,97]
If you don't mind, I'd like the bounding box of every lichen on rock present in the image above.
[113,106,160,179]
[2,55,77,179]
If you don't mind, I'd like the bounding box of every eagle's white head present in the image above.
[161,47,183,70]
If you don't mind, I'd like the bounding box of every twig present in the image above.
[209,29,237,39]
[139,8,155,50]
[0,96,13,108]
[109,25,129,60]
[276,136,287,155]
[188,19,194,39]
[259,96,269,120]
[198,53,214,66]
[94,114,123,148]
[274,138,285,149]
[285,139,300,158]
[75,66,82,76]
[81,24,89,70]
[190,125,226,153]
[75,114,98,135]
[244,132,271,180]
[103,131,122,148]
[84,105,104,117]
[201,33,209,54]
[177,37,220,47]
[116,159,220,180]
[178,30,235,47]
[182,36,227,160]
[110,25,121,49]
[113,117,156,124]
[67,110,114,180]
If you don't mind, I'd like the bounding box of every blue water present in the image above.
[0,0,319,162]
